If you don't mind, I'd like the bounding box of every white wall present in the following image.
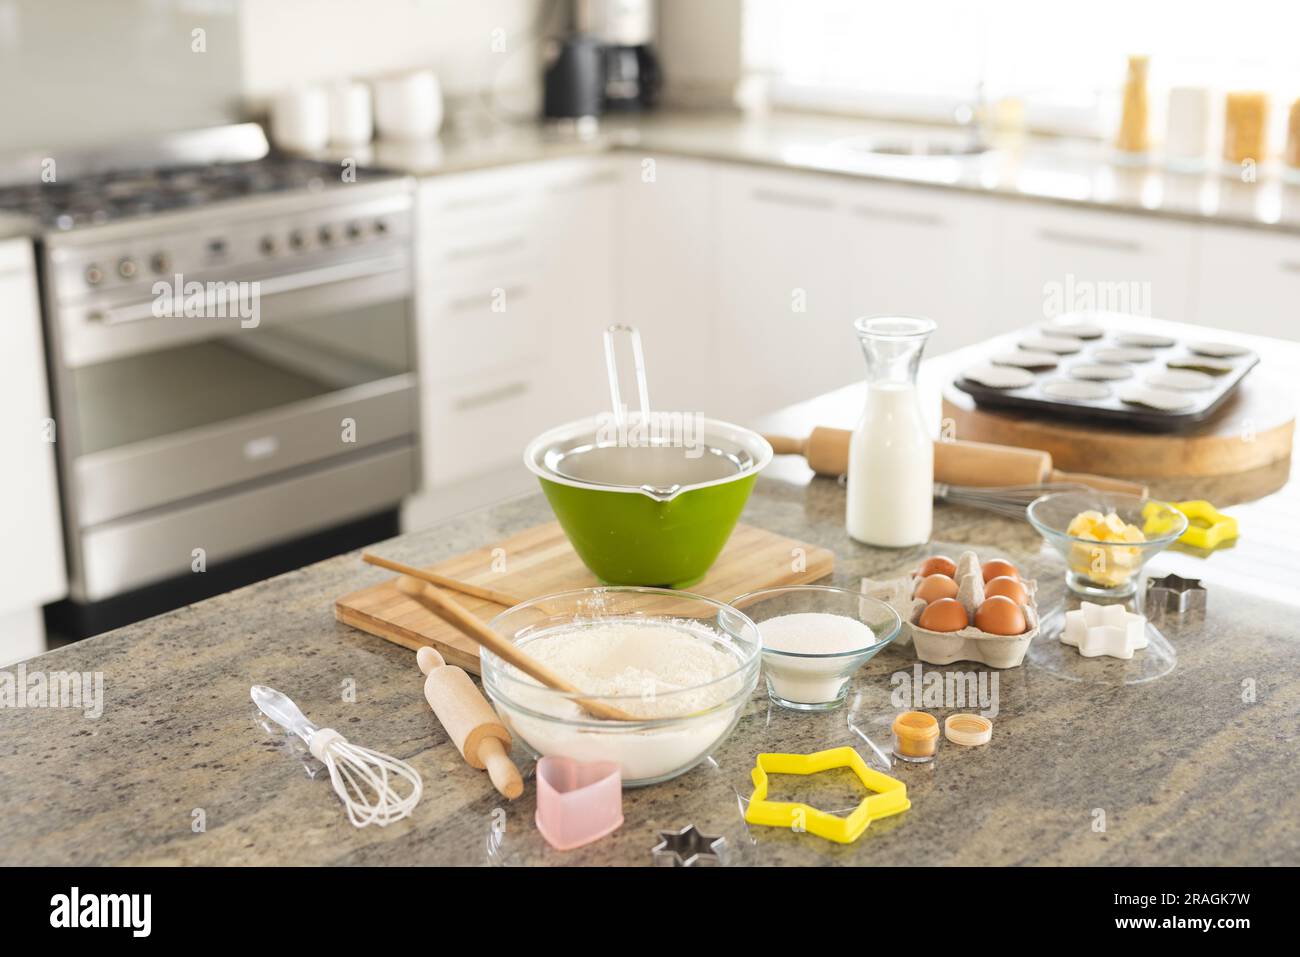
[656,0,743,107]
[238,0,551,117]
[0,0,557,156]
[0,0,244,153]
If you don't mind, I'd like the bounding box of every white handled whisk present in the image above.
[252,685,422,828]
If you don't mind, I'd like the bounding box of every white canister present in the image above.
[1166,86,1211,161]
[269,86,330,153]
[373,70,443,142]
[328,81,374,147]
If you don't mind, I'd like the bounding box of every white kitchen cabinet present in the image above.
[715,165,852,421]
[840,180,999,357]
[539,156,622,423]
[422,365,545,487]
[404,143,1300,532]
[411,158,618,507]
[1193,224,1300,339]
[994,202,1199,325]
[616,154,719,416]
[0,239,66,663]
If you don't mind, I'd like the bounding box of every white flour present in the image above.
[520,620,736,718]
[492,619,749,783]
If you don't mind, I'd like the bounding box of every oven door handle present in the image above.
[89,253,409,327]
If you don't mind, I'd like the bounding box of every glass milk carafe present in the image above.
[846,316,937,547]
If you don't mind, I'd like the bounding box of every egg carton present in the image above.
[862,550,1038,669]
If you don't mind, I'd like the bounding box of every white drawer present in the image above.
[996,203,1198,323]
[1194,225,1300,339]
[418,164,551,239]
[419,161,550,210]
[421,272,542,382]
[418,230,543,288]
[424,366,547,487]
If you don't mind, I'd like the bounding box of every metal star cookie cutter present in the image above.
[651,825,726,867]
[744,746,910,845]
[1146,573,1207,614]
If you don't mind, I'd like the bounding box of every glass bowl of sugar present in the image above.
[731,585,902,712]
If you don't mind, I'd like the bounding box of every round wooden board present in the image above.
[942,369,1295,478]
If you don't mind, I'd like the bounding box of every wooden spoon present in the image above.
[363,552,527,608]
[395,577,640,723]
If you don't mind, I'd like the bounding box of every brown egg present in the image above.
[914,573,959,604]
[984,575,1028,604]
[917,555,957,579]
[918,598,968,632]
[975,595,1027,636]
[981,559,1019,583]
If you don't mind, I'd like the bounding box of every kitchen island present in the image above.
[2,342,1298,867]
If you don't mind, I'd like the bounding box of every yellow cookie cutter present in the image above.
[1142,499,1239,551]
[744,747,910,844]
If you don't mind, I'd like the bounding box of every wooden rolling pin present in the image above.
[417,645,523,800]
[765,430,1147,495]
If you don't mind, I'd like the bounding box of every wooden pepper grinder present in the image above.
[416,646,523,800]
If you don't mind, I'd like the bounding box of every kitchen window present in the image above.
[744,0,1300,144]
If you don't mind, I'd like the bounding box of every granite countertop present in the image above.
[335,109,1300,236]
[2,338,1297,867]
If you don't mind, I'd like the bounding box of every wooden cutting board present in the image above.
[941,368,1295,478]
[335,522,835,673]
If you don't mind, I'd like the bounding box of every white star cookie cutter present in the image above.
[1061,602,1148,659]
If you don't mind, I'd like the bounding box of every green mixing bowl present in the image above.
[524,416,773,588]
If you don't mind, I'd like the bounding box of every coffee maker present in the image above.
[576,0,662,111]
[542,32,605,124]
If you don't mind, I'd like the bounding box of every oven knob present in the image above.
[85,264,104,285]
[346,221,363,241]
[373,218,389,235]
[288,229,307,251]
[318,225,336,245]
[150,252,171,274]
[118,258,138,279]
[260,235,277,256]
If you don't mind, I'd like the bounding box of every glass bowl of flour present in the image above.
[483,587,761,786]
[731,585,902,711]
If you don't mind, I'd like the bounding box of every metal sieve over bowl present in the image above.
[524,324,772,588]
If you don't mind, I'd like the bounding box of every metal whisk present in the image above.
[934,482,1094,520]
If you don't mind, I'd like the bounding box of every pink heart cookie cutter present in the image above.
[535,755,624,851]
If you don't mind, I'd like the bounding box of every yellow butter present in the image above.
[1066,509,1146,586]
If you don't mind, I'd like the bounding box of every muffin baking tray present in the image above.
[953,315,1259,431]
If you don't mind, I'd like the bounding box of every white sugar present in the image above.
[759,612,876,654]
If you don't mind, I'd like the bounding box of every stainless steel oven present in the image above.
[38,174,419,603]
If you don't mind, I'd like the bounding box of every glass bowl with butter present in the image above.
[1028,491,1188,597]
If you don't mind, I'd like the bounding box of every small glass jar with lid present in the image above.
[892,711,940,763]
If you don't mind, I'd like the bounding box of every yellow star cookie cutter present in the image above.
[1142,499,1238,551]
[744,747,910,844]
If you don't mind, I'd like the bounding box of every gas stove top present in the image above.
[0,155,370,231]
